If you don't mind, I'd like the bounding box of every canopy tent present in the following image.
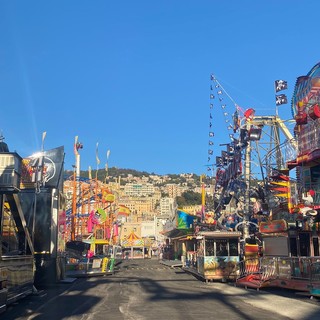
[127,231,140,241]
[122,231,144,247]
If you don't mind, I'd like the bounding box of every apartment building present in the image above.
[165,183,180,198]
[160,197,176,217]
[124,183,155,197]
[155,214,171,242]
[120,198,155,217]
[141,221,156,238]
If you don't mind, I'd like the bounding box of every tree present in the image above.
[176,191,202,206]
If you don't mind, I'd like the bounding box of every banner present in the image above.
[176,210,196,230]
[118,205,131,216]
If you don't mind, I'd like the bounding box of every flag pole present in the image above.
[105,149,110,183]
[41,131,47,152]
[274,81,279,117]
[274,80,288,117]
[96,142,100,180]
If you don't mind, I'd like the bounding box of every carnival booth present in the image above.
[122,231,150,259]
[195,231,242,282]
[161,209,197,262]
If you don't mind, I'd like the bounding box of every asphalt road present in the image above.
[2,258,320,320]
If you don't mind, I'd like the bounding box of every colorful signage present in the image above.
[259,219,287,233]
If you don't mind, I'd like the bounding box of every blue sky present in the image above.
[1,1,319,175]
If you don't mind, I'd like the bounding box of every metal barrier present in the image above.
[237,256,320,286]
[309,261,320,296]
[66,256,115,277]
[260,258,277,281]
[275,256,319,280]
[310,261,320,281]
[237,258,260,279]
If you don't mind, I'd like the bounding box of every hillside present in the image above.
[64,167,204,187]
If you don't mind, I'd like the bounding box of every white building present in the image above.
[160,197,176,217]
[124,183,155,197]
[141,221,155,238]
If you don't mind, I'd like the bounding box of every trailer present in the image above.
[193,231,242,282]
[0,145,66,313]
[0,152,34,313]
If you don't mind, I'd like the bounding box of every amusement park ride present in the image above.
[176,62,320,295]
[64,137,123,276]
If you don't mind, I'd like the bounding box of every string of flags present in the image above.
[207,74,240,173]
[206,75,285,175]
[275,80,288,106]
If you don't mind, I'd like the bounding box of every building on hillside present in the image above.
[119,194,161,219]
[149,175,164,183]
[165,183,179,198]
[205,184,215,197]
[124,183,155,196]
[194,185,214,197]
[141,221,155,238]
[180,205,202,216]
[160,197,176,216]
[155,214,171,243]
[106,181,122,192]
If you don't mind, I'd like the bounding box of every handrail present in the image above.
[236,258,260,280]
[310,261,320,282]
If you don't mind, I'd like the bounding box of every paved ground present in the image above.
[2,258,320,320]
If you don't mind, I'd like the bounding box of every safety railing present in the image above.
[237,258,260,279]
[260,257,277,281]
[310,261,320,282]
[237,256,320,283]
[262,138,297,171]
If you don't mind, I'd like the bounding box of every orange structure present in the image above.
[64,176,117,245]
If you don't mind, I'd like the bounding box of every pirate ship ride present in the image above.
[177,64,320,291]
[232,63,320,294]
